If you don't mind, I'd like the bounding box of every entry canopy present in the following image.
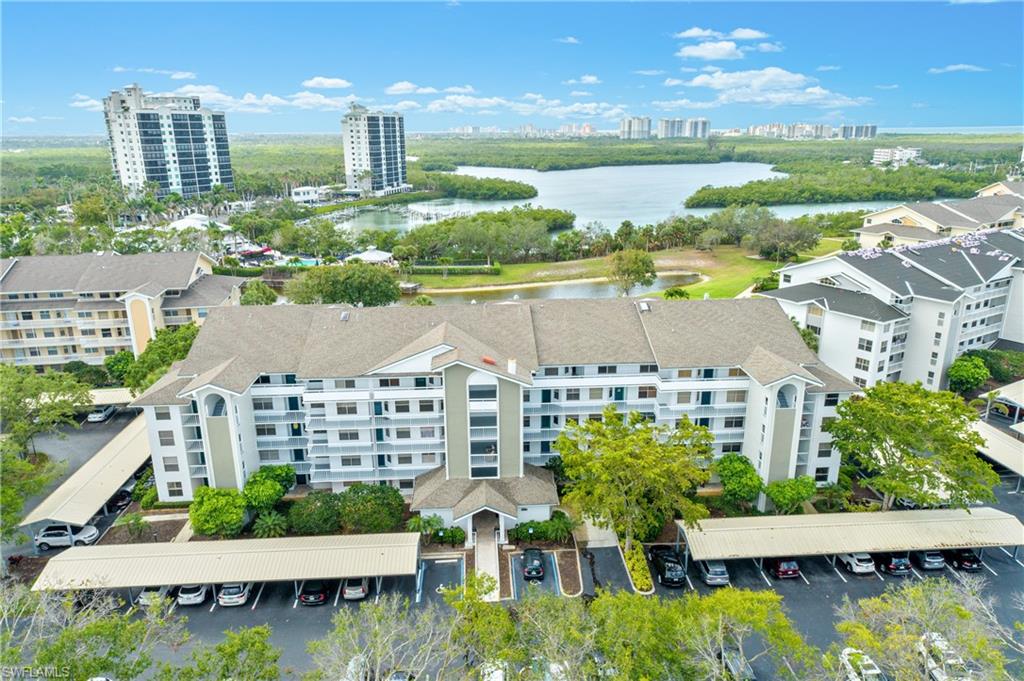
[21,414,150,527]
[32,533,422,591]
[972,420,1024,477]
[676,507,1023,562]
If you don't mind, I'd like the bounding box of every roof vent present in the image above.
[482,356,497,366]
[638,301,650,312]
[340,311,350,321]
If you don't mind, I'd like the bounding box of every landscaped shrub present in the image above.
[965,349,1024,383]
[252,510,288,538]
[431,526,466,546]
[337,483,404,533]
[507,511,577,544]
[947,355,991,394]
[139,485,158,510]
[242,477,285,515]
[249,464,297,491]
[622,542,653,592]
[714,453,764,507]
[287,490,341,535]
[131,467,154,501]
[189,487,247,537]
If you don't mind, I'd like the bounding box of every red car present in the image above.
[767,557,801,579]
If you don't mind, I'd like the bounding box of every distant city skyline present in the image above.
[3,2,1022,135]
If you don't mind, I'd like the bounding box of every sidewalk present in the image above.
[474,515,500,601]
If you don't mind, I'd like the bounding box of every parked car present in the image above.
[522,548,546,581]
[840,647,889,681]
[299,580,330,606]
[176,584,209,606]
[34,524,100,551]
[942,549,982,572]
[837,553,876,575]
[874,552,912,576]
[766,557,801,579]
[718,647,757,680]
[919,632,971,681]
[87,404,118,423]
[137,586,166,607]
[108,488,133,512]
[648,545,686,587]
[217,582,253,607]
[342,577,369,601]
[912,550,947,571]
[696,559,730,586]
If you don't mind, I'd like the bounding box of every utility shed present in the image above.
[675,507,1024,562]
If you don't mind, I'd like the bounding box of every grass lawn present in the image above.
[413,237,844,297]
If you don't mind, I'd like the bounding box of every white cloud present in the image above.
[113,66,196,80]
[384,80,473,95]
[755,42,784,53]
[817,65,841,72]
[912,102,929,108]
[676,41,744,60]
[423,93,624,119]
[287,90,359,110]
[521,93,545,101]
[569,90,593,97]
[679,67,699,73]
[444,85,476,94]
[390,100,421,111]
[728,28,769,40]
[663,78,684,86]
[556,36,580,44]
[633,69,665,76]
[563,74,602,85]
[654,66,869,110]
[875,84,900,90]
[69,94,103,111]
[302,76,353,89]
[41,116,64,121]
[8,116,36,123]
[146,84,357,113]
[927,63,988,74]
[674,27,720,39]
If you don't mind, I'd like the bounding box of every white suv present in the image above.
[837,552,876,575]
[34,524,100,551]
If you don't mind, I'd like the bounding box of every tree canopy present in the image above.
[284,262,399,307]
[608,248,656,295]
[0,365,92,452]
[122,323,200,393]
[947,355,991,394]
[240,279,278,306]
[189,486,247,538]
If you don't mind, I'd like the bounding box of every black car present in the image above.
[298,580,330,606]
[108,489,132,511]
[522,548,545,581]
[943,548,982,572]
[648,545,687,587]
[874,552,912,576]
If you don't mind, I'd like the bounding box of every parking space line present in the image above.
[945,564,965,584]
[208,600,217,613]
[832,565,848,583]
[911,567,924,581]
[168,601,177,614]
[983,562,999,577]
[250,583,265,610]
[685,574,695,591]
[798,571,810,586]
[874,570,885,582]
[334,581,343,607]
[997,547,1024,568]
[759,570,772,587]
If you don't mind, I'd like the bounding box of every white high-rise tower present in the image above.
[342,104,409,196]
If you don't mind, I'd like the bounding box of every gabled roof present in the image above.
[161,274,246,309]
[0,252,209,295]
[411,464,558,519]
[853,223,944,243]
[865,195,1023,231]
[740,346,820,387]
[761,282,907,322]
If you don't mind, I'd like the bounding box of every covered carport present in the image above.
[20,414,150,539]
[31,532,423,604]
[89,387,135,407]
[674,507,1024,570]
[972,420,1024,493]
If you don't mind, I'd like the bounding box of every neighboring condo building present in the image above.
[685,117,710,139]
[871,147,922,168]
[619,116,651,140]
[103,84,234,199]
[657,118,686,139]
[342,104,409,196]
[764,228,1024,390]
[133,298,857,541]
[0,252,245,371]
[855,191,1024,248]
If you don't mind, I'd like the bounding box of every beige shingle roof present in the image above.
[0,252,208,294]
[411,464,558,519]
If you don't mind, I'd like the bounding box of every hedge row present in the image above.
[409,264,502,275]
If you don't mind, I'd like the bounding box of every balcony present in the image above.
[189,463,208,477]
[181,413,201,426]
[255,435,308,448]
[185,438,204,453]
[253,410,305,424]
[308,440,365,455]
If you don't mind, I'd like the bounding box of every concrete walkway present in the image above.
[473,515,500,601]
[573,517,619,549]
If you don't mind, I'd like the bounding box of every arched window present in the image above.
[205,394,226,417]
[777,384,797,409]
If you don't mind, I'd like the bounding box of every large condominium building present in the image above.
[855,192,1024,248]
[871,147,922,168]
[685,117,710,139]
[619,116,651,140]
[342,104,409,196]
[133,298,857,543]
[0,252,245,371]
[103,84,234,199]
[658,118,686,139]
[764,228,1024,391]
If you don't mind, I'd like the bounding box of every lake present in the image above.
[417,272,701,306]
[339,163,894,232]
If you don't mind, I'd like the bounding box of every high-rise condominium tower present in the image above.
[103,84,234,198]
[342,104,408,196]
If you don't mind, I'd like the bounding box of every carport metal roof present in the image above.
[676,507,1024,561]
[971,420,1024,477]
[32,532,422,591]
[20,414,150,527]
[90,387,135,406]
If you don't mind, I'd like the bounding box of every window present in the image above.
[167,482,184,498]
[853,377,867,388]
[468,385,496,400]
[154,407,171,421]
[379,378,400,387]
[854,358,870,372]
[162,456,180,472]
[523,416,531,428]
[255,424,275,437]
[930,351,938,367]
[589,388,603,400]
[338,430,359,441]
[695,417,711,428]
[677,391,692,405]
[821,417,836,431]
[422,453,437,464]
[254,375,271,385]
[857,338,873,352]
[252,398,273,411]
[396,428,411,439]
[639,364,658,374]
[721,442,743,454]
[336,402,357,415]
[419,400,434,412]
[341,456,361,466]
[158,430,175,447]
[824,393,839,407]
[420,426,436,439]
[597,365,617,375]
[543,367,558,376]
[724,416,744,429]
[677,369,693,378]
[725,390,747,403]
[588,413,602,422]
[340,379,356,389]
[566,388,580,401]
[814,467,831,483]
[817,442,834,457]
[727,368,746,377]
[860,320,876,333]
[397,454,413,465]
[638,385,657,399]
[259,450,279,462]
[399,479,414,491]
[395,400,410,413]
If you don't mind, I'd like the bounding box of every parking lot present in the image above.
[509,551,561,600]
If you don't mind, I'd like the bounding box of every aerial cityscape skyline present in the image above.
[3,2,1022,135]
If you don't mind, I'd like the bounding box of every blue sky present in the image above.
[3,2,1022,135]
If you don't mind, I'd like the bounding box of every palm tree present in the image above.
[437,256,453,279]
[406,514,444,544]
